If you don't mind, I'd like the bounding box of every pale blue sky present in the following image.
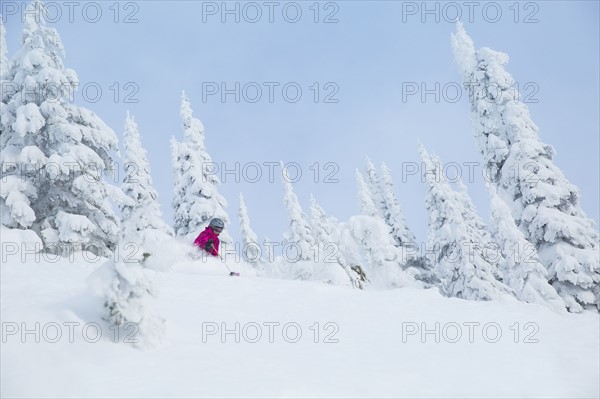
[4,1,599,245]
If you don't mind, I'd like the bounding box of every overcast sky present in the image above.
[4,0,599,244]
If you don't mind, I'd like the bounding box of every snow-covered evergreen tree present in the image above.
[96,228,165,348]
[453,178,495,252]
[261,235,279,276]
[171,92,231,245]
[309,195,338,243]
[281,163,315,279]
[340,214,420,289]
[379,162,416,247]
[380,161,435,283]
[356,170,379,218]
[451,22,600,311]
[488,186,566,312]
[353,169,420,288]
[309,194,364,288]
[121,112,172,252]
[238,192,262,270]
[282,162,317,280]
[0,0,122,255]
[420,144,512,300]
[364,157,385,217]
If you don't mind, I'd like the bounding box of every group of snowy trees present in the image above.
[0,1,166,346]
[165,22,599,313]
[1,3,124,256]
[450,22,599,312]
[1,1,598,321]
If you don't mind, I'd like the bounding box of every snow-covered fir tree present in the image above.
[171,92,231,245]
[364,157,385,217]
[488,186,566,312]
[238,192,262,270]
[453,178,496,255]
[380,161,435,283]
[309,194,364,288]
[308,195,338,246]
[281,162,316,279]
[451,22,600,311]
[420,144,512,300]
[356,170,379,218]
[0,0,123,255]
[121,112,172,252]
[351,170,420,288]
[340,214,420,289]
[98,227,165,349]
[379,162,417,247]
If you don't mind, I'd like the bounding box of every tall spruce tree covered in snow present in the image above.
[309,195,338,248]
[356,170,380,218]
[121,112,172,251]
[97,113,169,348]
[451,22,600,311]
[0,1,123,255]
[171,92,231,244]
[352,170,419,288]
[420,145,512,300]
[309,194,364,288]
[97,223,165,349]
[281,163,315,279]
[379,162,417,248]
[454,178,495,250]
[238,193,262,268]
[263,235,275,266]
[380,162,435,283]
[364,157,385,216]
[488,186,566,312]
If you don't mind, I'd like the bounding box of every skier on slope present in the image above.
[194,218,224,256]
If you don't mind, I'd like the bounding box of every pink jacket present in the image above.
[194,226,220,256]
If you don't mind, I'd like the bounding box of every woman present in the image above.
[193,218,224,256]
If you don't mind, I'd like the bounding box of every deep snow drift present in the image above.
[1,239,598,398]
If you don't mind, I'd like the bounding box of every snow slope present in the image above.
[1,251,599,398]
